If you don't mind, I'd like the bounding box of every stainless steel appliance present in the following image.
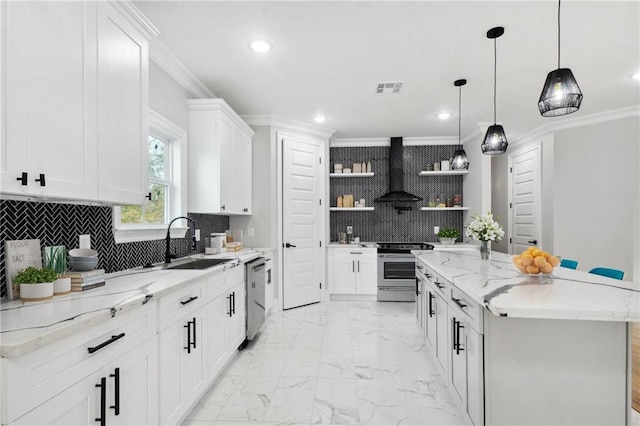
[245,257,266,340]
[377,242,433,301]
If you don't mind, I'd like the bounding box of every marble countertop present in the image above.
[0,249,268,358]
[413,250,640,322]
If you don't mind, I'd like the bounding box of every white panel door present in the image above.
[509,143,542,254]
[282,136,322,309]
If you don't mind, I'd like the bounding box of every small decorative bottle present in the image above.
[366,161,372,173]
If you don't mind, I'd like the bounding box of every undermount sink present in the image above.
[165,258,232,270]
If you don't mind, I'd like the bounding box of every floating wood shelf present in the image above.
[419,207,469,211]
[329,207,375,211]
[329,172,375,178]
[418,170,468,176]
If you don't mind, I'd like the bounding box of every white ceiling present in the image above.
[135,1,640,140]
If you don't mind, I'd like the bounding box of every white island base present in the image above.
[483,315,627,425]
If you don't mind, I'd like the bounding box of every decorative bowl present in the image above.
[68,257,99,271]
[69,248,98,258]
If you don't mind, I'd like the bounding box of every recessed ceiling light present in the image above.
[313,115,327,123]
[633,72,640,80]
[249,40,271,53]
[437,112,451,120]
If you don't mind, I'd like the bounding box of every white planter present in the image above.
[439,238,457,245]
[53,277,72,295]
[20,282,54,301]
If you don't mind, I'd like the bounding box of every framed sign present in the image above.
[5,239,42,300]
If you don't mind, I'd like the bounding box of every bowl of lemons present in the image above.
[512,247,560,276]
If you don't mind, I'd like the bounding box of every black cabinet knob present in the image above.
[35,173,46,186]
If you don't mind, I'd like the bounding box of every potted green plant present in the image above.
[438,228,460,245]
[14,267,57,301]
[46,246,71,295]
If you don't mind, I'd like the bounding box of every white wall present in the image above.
[553,117,638,280]
[149,60,192,130]
[491,153,509,254]
[463,126,492,240]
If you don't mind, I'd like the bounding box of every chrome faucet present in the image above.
[165,216,197,264]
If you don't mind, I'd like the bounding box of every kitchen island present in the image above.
[413,249,640,426]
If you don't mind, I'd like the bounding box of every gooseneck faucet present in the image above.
[165,216,197,264]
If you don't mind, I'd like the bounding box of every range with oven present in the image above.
[377,242,433,301]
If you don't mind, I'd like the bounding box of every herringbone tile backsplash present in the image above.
[0,200,229,297]
[330,145,466,242]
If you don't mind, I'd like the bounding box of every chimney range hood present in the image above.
[374,137,423,203]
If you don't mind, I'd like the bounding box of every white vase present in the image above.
[20,282,54,301]
[53,277,72,295]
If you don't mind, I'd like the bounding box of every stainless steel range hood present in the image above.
[375,137,422,202]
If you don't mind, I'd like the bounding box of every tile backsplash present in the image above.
[0,199,229,297]
[330,145,465,242]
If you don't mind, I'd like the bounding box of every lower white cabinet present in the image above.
[5,305,158,426]
[328,246,377,295]
[159,305,207,425]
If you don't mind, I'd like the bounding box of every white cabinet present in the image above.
[227,279,247,351]
[1,1,98,200]
[3,303,158,426]
[187,99,255,215]
[0,1,149,204]
[158,281,208,425]
[328,247,377,295]
[96,2,149,204]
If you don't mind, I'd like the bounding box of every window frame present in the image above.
[112,110,188,243]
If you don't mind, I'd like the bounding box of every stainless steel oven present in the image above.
[377,243,433,301]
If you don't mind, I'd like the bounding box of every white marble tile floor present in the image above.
[182,301,470,425]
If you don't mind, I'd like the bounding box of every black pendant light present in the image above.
[538,0,583,117]
[481,26,508,156]
[451,79,469,170]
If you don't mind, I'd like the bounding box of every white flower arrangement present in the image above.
[465,212,505,242]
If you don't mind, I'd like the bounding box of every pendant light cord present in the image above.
[557,0,561,68]
[493,37,497,125]
[458,85,462,148]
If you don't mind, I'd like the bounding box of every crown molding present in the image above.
[331,136,458,148]
[111,0,160,39]
[242,115,335,139]
[511,106,640,147]
[188,99,255,135]
[150,39,214,99]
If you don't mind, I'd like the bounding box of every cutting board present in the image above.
[5,239,42,300]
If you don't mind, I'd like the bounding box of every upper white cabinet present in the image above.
[187,99,254,215]
[96,2,149,205]
[0,1,150,204]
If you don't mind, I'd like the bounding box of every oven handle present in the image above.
[378,286,415,291]
[378,254,414,258]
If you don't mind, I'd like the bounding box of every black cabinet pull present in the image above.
[184,321,191,353]
[227,295,232,317]
[285,242,296,248]
[352,260,355,273]
[109,368,120,415]
[221,204,226,211]
[88,333,125,354]
[192,318,197,349]
[528,240,538,245]
[415,278,419,297]
[145,192,152,200]
[180,296,198,305]
[95,377,106,425]
[428,292,435,317]
[456,321,465,354]
[416,265,424,270]
[231,291,236,315]
[357,260,360,273]
[16,172,27,186]
[435,281,444,290]
[35,173,46,186]
[452,297,467,309]
[452,318,457,351]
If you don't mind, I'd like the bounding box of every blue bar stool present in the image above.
[588,267,624,280]
[560,258,579,270]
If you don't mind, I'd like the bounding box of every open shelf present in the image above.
[419,207,469,211]
[329,207,375,211]
[329,172,375,178]
[418,170,468,176]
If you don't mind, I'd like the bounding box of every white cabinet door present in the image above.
[227,280,246,352]
[435,293,448,374]
[466,326,484,426]
[9,372,97,425]
[449,311,468,407]
[415,278,424,330]
[96,2,149,204]
[331,251,357,294]
[159,307,207,425]
[355,253,377,295]
[107,336,158,426]
[2,1,98,200]
[425,289,437,349]
[206,293,228,380]
[233,129,253,214]
[218,113,235,213]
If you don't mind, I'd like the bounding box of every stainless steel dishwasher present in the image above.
[245,257,266,341]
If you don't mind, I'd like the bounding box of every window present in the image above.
[113,111,188,243]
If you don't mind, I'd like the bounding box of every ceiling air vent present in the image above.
[376,82,403,94]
